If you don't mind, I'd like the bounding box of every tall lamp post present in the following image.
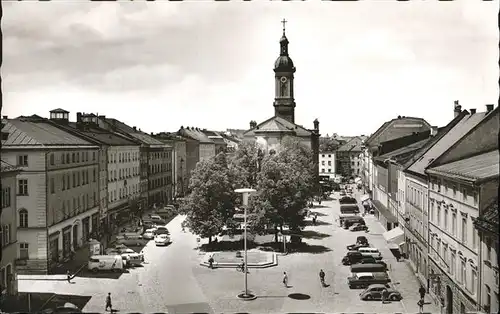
[235,188,256,301]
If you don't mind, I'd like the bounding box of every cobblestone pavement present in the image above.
[19,194,439,313]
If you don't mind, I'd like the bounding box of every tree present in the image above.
[230,140,263,188]
[248,137,316,242]
[319,137,340,152]
[179,153,245,243]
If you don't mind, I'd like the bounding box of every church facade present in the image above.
[243,21,320,173]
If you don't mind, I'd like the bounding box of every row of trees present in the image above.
[179,137,317,243]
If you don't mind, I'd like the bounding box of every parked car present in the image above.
[350,223,369,232]
[155,234,170,246]
[346,242,369,251]
[350,263,387,273]
[88,255,124,272]
[343,217,366,229]
[361,259,388,268]
[106,244,144,264]
[339,196,357,205]
[356,236,368,245]
[342,251,364,265]
[143,228,156,239]
[360,284,402,301]
[347,272,391,289]
[358,247,382,259]
[116,234,146,246]
[340,204,360,215]
[155,226,170,235]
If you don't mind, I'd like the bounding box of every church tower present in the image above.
[273,19,296,123]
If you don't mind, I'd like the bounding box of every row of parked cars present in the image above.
[87,214,172,273]
[343,236,402,301]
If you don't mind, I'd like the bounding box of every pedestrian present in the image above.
[319,269,325,286]
[419,285,426,300]
[312,216,317,225]
[283,271,288,287]
[417,298,424,313]
[381,288,388,303]
[105,292,113,312]
[208,255,214,269]
[66,270,72,283]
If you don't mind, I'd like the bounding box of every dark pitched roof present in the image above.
[128,132,169,147]
[474,197,499,236]
[337,137,364,152]
[378,131,431,155]
[407,112,488,176]
[180,128,214,143]
[103,118,137,133]
[375,138,430,164]
[244,116,312,137]
[49,108,69,113]
[425,150,499,183]
[365,117,430,147]
[2,119,94,146]
[64,122,140,146]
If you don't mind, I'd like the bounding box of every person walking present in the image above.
[208,255,214,269]
[105,292,113,312]
[381,288,389,303]
[417,298,425,313]
[419,285,426,301]
[66,270,72,283]
[319,269,326,287]
[283,272,288,287]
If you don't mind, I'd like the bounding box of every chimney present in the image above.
[313,118,319,131]
[133,126,137,131]
[76,112,82,123]
[454,100,462,118]
[250,120,257,128]
[486,104,494,112]
[2,116,7,119]
[151,132,154,136]
[430,126,438,136]
[470,108,476,114]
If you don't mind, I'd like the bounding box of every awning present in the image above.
[383,226,405,246]
[360,194,370,202]
[372,199,398,223]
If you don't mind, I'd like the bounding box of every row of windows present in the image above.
[1,187,11,209]
[108,168,139,182]
[148,176,172,190]
[430,178,477,205]
[108,184,139,203]
[51,193,97,225]
[150,151,172,160]
[430,203,478,250]
[321,161,332,166]
[320,154,333,158]
[108,151,139,163]
[52,169,97,193]
[49,151,96,166]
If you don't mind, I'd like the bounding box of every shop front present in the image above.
[48,231,60,269]
[372,199,398,231]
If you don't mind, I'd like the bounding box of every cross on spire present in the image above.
[281,18,287,34]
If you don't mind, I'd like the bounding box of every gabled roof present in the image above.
[49,108,69,113]
[64,122,140,146]
[103,118,137,134]
[127,132,168,147]
[180,128,214,143]
[2,118,94,147]
[474,197,499,236]
[220,133,241,143]
[375,138,430,164]
[406,112,488,176]
[202,130,227,145]
[337,136,364,152]
[364,117,430,147]
[364,122,390,145]
[243,116,312,137]
[425,150,499,183]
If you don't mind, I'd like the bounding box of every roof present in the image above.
[407,112,488,175]
[49,108,69,113]
[425,150,499,183]
[243,116,312,137]
[202,130,227,145]
[128,132,169,147]
[220,133,241,143]
[64,122,140,146]
[2,119,94,147]
[180,128,214,143]
[365,117,430,147]
[1,160,19,174]
[376,138,430,164]
[337,137,364,152]
[103,118,137,133]
[474,197,499,236]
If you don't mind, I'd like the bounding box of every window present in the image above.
[72,173,76,187]
[62,153,66,164]
[462,216,467,244]
[452,185,456,197]
[66,153,70,164]
[93,151,96,161]
[444,209,448,230]
[17,155,28,166]
[430,202,435,222]
[2,224,11,246]
[461,259,467,286]
[76,152,80,163]
[450,251,456,276]
[437,240,441,262]
[473,191,478,205]
[471,268,477,295]
[472,229,478,251]
[437,206,441,226]
[462,188,467,201]
[327,161,331,166]
[321,161,325,165]
[72,153,75,163]
[328,168,331,173]
[485,285,491,312]
[1,187,11,208]
[93,169,96,182]
[50,178,55,194]
[85,151,89,161]
[50,153,55,165]
[443,243,448,268]
[19,209,28,228]
[431,180,435,190]
[445,183,448,193]
[19,243,29,260]
[321,168,325,173]
[62,176,66,190]
[18,179,28,195]
[73,198,77,212]
[452,212,457,235]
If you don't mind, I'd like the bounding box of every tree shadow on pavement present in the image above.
[297,230,331,239]
[305,220,332,227]
[311,204,329,209]
[199,239,258,252]
[308,211,328,217]
[258,241,331,254]
[76,268,129,279]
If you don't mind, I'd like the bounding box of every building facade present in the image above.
[1,160,20,296]
[242,22,320,183]
[154,133,188,198]
[2,114,101,274]
[337,137,363,178]
[319,151,336,179]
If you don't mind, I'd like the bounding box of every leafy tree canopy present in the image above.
[230,140,263,188]
[319,137,340,152]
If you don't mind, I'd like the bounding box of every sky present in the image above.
[2,1,498,137]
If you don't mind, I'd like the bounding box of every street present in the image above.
[20,191,439,313]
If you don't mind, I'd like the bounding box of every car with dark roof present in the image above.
[347,272,391,289]
[360,284,402,301]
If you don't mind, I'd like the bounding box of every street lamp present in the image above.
[235,188,256,301]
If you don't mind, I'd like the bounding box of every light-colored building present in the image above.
[474,197,499,314]
[154,133,188,198]
[242,23,320,181]
[1,160,20,295]
[337,137,364,178]
[1,113,100,274]
[319,151,336,179]
[178,127,216,162]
